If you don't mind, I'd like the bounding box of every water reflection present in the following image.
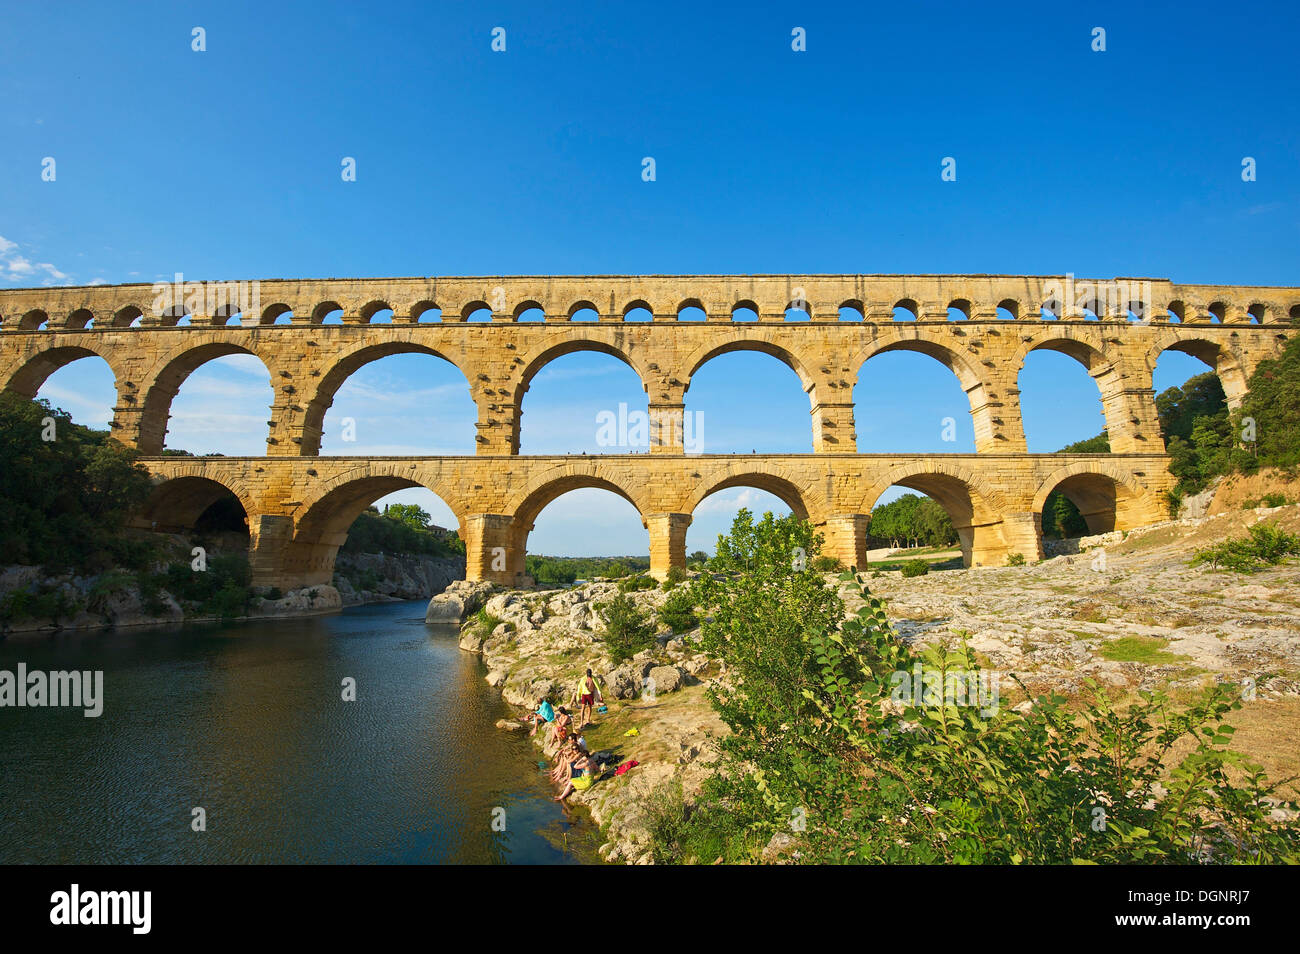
[0,603,590,864]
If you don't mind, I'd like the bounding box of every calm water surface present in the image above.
[0,601,594,864]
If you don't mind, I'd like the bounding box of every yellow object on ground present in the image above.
[623,728,639,737]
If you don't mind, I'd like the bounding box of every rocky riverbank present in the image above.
[333,551,464,606]
[429,577,726,864]
[436,498,1300,863]
[0,534,462,637]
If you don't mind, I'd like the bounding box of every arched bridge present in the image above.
[2,273,1294,587]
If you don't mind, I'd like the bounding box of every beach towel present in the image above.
[614,759,640,776]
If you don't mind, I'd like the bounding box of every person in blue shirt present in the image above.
[527,696,555,737]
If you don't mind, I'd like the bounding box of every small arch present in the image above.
[113,305,145,328]
[411,300,442,322]
[622,299,654,321]
[1040,298,1061,320]
[360,301,394,324]
[947,299,971,321]
[1247,303,1266,324]
[19,309,49,331]
[784,301,811,322]
[1290,304,1300,324]
[313,301,345,324]
[1167,300,1186,324]
[677,299,707,322]
[1206,301,1226,323]
[260,303,293,325]
[996,299,1020,320]
[732,301,760,322]
[514,301,546,323]
[567,300,600,321]
[892,299,918,321]
[66,308,95,330]
[839,300,865,322]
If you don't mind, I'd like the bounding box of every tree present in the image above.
[382,503,431,530]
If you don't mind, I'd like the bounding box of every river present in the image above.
[0,600,596,864]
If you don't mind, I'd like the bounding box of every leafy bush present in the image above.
[0,586,77,624]
[1191,522,1300,573]
[811,555,843,572]
[0,394,153,573]
[1006,552,1026,567]
[618,574,657,593]
[598,593,656,663]
[661,565,688,590]
[658,588,698,634]
[900,559,930,577]
[471,608,504,639]
[1242,493,1292,510]
[665,512,1300,864]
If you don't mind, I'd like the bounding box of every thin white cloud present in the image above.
[0,235,71,286]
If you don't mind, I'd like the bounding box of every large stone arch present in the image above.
[301,341,473,456]
[3,343,125,401]
[1032,461,1159,535]
[509,337,651,455]
[852,333,995,451]
[1147,331,1252,410]
[684,466,822,524]
[287,466,467,589]
[136,472,258,534]
[683,337,836,449]
[135,340,277,456]
[862,461,1011,567]
[1013,330,1160,453]
[503,465,651,582]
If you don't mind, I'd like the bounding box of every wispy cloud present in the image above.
[0,235,70,286]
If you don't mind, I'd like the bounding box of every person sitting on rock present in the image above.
[554,742,595,801]
[544,707,572,756]
[526,696,555,737]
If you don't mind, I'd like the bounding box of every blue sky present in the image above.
[4,1,1297,555]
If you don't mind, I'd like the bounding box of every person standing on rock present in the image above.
[575,669,603,730]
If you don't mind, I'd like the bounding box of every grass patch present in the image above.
[1098,635,1191,666]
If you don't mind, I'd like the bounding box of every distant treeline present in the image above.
[525,554,651,584]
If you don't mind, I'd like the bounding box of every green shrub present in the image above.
[472,607,504,639]
[1190,522,1300,573]
[900,559,930,577]
[811,555,843,572]
[661,565,688,591]
[598,593,656,663]
[658,588,698,634]
[618,574,657,593]
[663,512,1300,864]
[1006,552,1026,567]
[1243,493,1292,510]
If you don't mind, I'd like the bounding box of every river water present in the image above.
[0,601,595,864]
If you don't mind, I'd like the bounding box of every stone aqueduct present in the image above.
[1,274,1295,589]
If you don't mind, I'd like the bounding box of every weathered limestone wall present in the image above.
[3,274,1288,591]
[133,453,1177,587]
